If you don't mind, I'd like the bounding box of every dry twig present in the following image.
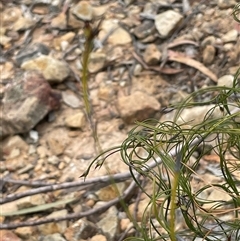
[0,179,138,229]
[0,172,132,204]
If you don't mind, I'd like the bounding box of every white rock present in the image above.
[62,91,81,108]
[161,105,227,126]
[155,10,183,38]
[133,64,142,76]
[47,155,60,165]
[29,130,39,143]
[222,29,238,43]
[60,40,69,51]
[28,144,36,155]
[217,75,234,87]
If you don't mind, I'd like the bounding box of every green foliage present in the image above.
[84,4,240,241]
[88,70,240,241]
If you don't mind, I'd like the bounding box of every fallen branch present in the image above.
[1,178,53,187]
[0,172,132,204]
[0,177,138,229]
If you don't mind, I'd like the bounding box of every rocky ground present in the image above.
[0,0,240,240]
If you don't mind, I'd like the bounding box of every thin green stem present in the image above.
[169,172,179,241]
[81,21,103,156]
[82,22,93,116]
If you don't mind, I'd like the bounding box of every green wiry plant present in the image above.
[83,3,240,241]
[87,73,239,241]
[232,3,240,23]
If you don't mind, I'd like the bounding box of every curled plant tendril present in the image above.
[232,3,240,23]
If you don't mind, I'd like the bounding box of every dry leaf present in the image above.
[132,51,183,75]
[167,40,199,49]
[168,50,218,82]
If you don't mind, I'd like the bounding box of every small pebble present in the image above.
[62,91,81,108]
[217,75,234,87]
[29,130,39,143]
[47,155,60,165]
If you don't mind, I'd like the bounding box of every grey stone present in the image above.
[133,20,155,39]
[97,206,118,241]
[65,218,98,240]
[155,10,183,38]
[15,43,50,66]
[0,71,61,137]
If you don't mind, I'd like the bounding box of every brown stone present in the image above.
[117,91,161,124]
[72,1,93,21]
[202,45,216,65]
[0,71,61,137]
[21,55,70,83]
[143,44,162,65]
[0,230,22,241]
